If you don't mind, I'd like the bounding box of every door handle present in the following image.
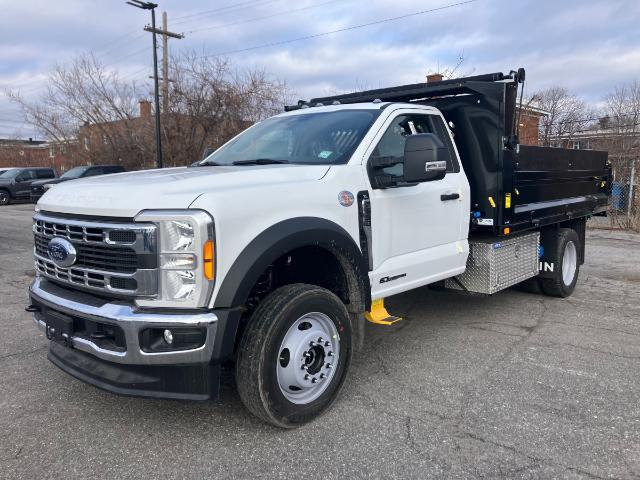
[440,193,460,201]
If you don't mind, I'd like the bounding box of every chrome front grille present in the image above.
[35,218,107,242]
[33,213,158,297]
[34,234,138,273]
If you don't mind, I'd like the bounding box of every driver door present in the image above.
[15,170,36,199]
[365,110,470,299]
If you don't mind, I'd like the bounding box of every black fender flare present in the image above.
[213,217,371,311]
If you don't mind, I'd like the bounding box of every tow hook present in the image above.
[25,304,41,313]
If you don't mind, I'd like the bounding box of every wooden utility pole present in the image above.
[162,12,169,113]
[144,12,183,113]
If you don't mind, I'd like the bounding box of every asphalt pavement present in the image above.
[1,202,639,479]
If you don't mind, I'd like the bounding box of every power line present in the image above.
[1,30,145,92]
[171,0,279,24]
[197,0,479,59]
[543,112,640,127]
[96,32,147,60]
[185,0,345,35]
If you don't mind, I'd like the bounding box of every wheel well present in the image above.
[245,245,367,314]
[229,245,369,356]
[540,218,586,266]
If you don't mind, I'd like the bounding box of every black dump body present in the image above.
[287,70,611,236]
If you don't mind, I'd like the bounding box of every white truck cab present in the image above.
[28,70,610,427]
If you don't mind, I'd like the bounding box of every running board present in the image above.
[365,299,402,325]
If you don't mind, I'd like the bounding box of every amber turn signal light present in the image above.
[203,240,214,280]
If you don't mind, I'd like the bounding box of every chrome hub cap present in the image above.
[276,312,340,404]
[562,240,577,286]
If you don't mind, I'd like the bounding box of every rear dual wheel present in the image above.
[539,228,580,298]
[517,228,581,297]
[235,284,352,428]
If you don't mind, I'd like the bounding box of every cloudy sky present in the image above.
[1,0,639,138]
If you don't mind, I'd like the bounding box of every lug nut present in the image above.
[311,378,318,384]
[324,341,330,347]
[304,374,310,380]
[326,363,333,369]
[303,352,311,358]
[309,341,315,347]
[320,373,326,379]
[327,351,334,357]
[301,365,307,370]
[317,337,323,343]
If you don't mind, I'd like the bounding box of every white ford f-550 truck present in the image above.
[28,69,611,427]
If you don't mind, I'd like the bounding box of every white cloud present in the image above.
[1,0,639,138]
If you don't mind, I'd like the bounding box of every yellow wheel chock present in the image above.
[365,298,402,325]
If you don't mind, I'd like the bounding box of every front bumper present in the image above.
[29,277,240,400]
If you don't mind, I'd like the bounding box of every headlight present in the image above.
[43,184,55,190]
[134,210,215,309]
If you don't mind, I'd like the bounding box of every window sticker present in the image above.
[318,150,333,159]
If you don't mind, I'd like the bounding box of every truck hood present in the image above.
[37,164,331,217]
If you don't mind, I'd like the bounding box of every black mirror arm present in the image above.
[370,156,403,169]
[373,173,419,189]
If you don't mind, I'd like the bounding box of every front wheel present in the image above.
[0,190,10,206]
[235,284,352,428]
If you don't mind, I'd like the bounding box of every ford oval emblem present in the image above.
[47,237,77,268]
[338,191,354,207]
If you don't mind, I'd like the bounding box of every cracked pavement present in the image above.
[1,203,639,479]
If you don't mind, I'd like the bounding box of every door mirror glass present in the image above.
[403,133,447,183]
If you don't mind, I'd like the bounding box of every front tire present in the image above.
[0,190,10,206]
[540,228,580,297]
[235,284,352,428]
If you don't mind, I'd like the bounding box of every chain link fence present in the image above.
[588,153,639,231]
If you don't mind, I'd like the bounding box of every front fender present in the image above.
[213,217,369,309]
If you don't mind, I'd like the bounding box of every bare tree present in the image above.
[8,52,288,169]
[603,80,640,153]
[602,81,640,230]
[426,51,474,80]
[166,52,288,164]
[529,87,594,147]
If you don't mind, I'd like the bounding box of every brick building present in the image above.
[78,100,153,159]
[0,138,81,173]
[516,105,548,146]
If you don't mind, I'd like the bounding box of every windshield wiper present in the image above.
[193,161,223,167]
[232,159,289,166]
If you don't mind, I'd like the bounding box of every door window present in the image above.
[16,170,35,181]
[36,169,55,179]
[369,114,459,178]
[85,168,104,176]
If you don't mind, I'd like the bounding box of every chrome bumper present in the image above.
[29,277,218,365]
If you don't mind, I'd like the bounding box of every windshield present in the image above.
[0,169,19,179]
[200,109,380,166]
[60,166,89,179]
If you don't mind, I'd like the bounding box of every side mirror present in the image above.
[403,133,447,183]
[201,146,215,160]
